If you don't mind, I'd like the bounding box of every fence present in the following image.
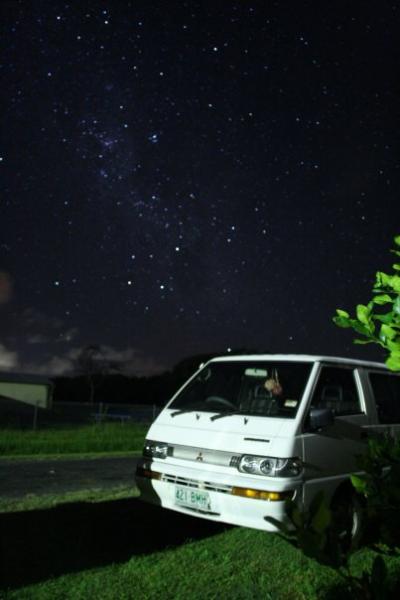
[0,399,161,429]
[54,402,161,424]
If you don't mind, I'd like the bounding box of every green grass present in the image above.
[0,423,148,457]
[1,493,399,599]
[0,486,139,513]
[1,424,399,598]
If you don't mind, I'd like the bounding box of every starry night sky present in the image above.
[1,1,400,377]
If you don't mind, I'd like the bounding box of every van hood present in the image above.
[146,408,297,456]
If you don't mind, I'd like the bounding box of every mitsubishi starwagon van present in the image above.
[136,355,400,537]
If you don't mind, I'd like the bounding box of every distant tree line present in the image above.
[52,352,219,406]
[53,348,259,406]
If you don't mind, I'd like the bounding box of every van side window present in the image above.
[310,367,361,415]
[368,373,400,424]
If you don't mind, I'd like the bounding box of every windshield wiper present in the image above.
[210,410,249,422]
[170,407,202,417]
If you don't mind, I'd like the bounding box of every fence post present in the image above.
[33,400,38,430]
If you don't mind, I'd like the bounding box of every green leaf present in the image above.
[374,312,395,324]
[297,529,329,559]
[394,235,400,247]
[333,316,351,328]
[351,474,367,494]
[353,338,374,345]
[356,304,371,325]
[373,294,393,305]
[352,321,372,336]
[386,355,400,371]
[311,500,331,534]
[375,271,392,288]
[335,309,350,318]
[390,276,400,293]
[386,339,400,352]
[380,324,397,343]
[371,556,388,591]
[394,296,400,316]
[393,263,400,271]
[264,516,291,535]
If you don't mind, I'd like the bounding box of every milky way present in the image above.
[1,1,400,376]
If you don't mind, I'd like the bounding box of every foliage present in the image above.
[332,233,400,553]
[327,233,400,595]
[333,235,400,371]
[351,434,400,551]
[267,234,400,595]
[53,352,219,405]
[266,493,395,599]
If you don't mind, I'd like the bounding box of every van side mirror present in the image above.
[307,407,334,432]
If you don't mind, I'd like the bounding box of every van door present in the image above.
[302,365,369,507]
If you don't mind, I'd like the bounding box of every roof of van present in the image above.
[208,354,390,370]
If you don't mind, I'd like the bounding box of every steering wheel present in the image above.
[205,396,236,409]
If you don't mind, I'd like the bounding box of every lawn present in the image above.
[1,494,400,599]
[0,423,148,458]
[0,486,139,514]
[1,424,400,598]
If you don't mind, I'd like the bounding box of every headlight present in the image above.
[143,440,169,459]
[237,455,302,477]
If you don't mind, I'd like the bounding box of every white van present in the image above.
[136,355,400,537]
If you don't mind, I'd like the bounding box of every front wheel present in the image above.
[330,490,364,551]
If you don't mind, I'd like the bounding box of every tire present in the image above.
[330,489,364,551]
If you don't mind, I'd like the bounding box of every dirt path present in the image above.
[0,456,139,499]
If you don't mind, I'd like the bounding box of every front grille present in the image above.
[170,443,240,467]
[161,472,232,494]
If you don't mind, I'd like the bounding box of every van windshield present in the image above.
[169,361,312,419]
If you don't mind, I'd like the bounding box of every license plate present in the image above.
[175,486,212,512]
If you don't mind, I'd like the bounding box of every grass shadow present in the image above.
[0,498,229,591]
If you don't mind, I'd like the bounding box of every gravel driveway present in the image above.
[0,456,139,499]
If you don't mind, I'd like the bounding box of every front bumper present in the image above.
[135,458,301,532]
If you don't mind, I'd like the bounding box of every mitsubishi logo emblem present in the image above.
[196,452,204,462]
